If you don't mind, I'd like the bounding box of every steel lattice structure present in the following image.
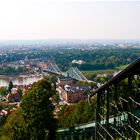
[66,67,87,81]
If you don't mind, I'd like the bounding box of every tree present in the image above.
[58,98,97,128]
[8,81,13,92]
[2,108,23,139]
[4,79,57,140]
[52,93,59,105]
[0,87,7,96]
[50,76,58,89]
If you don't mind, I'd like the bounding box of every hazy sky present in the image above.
[0,0,140,40]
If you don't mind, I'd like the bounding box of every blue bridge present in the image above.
[43,62,87,81]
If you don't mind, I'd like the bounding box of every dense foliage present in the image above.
[53,48,140,71]
[2,79,57,140]
[0,66,28,76]
[8,81,13,92]
[0,87,7,96]
[58,97,97,128]
[1,48,140,71]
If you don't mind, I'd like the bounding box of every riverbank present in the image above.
[0,74,44,87]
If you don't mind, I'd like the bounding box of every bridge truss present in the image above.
[43,62,62,75]
[66,67,87,81]
[44,62,87,81]
[57,58,140,140]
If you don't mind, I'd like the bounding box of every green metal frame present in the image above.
[57,58,140,139]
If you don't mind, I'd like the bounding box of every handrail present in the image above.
[90,57,140,97]
[57,112,130,133]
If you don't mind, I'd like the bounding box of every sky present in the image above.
[0,0,140,40]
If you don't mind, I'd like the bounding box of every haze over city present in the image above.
[0,0,140,40]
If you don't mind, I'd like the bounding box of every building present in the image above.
[60,85,90,103]
[57,76,73,87]
[7,88,22,102]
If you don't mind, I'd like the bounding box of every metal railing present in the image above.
[57,58,140,139]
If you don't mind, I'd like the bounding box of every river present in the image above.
[0,75,44,87]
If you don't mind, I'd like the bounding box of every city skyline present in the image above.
[0,0,140,40]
